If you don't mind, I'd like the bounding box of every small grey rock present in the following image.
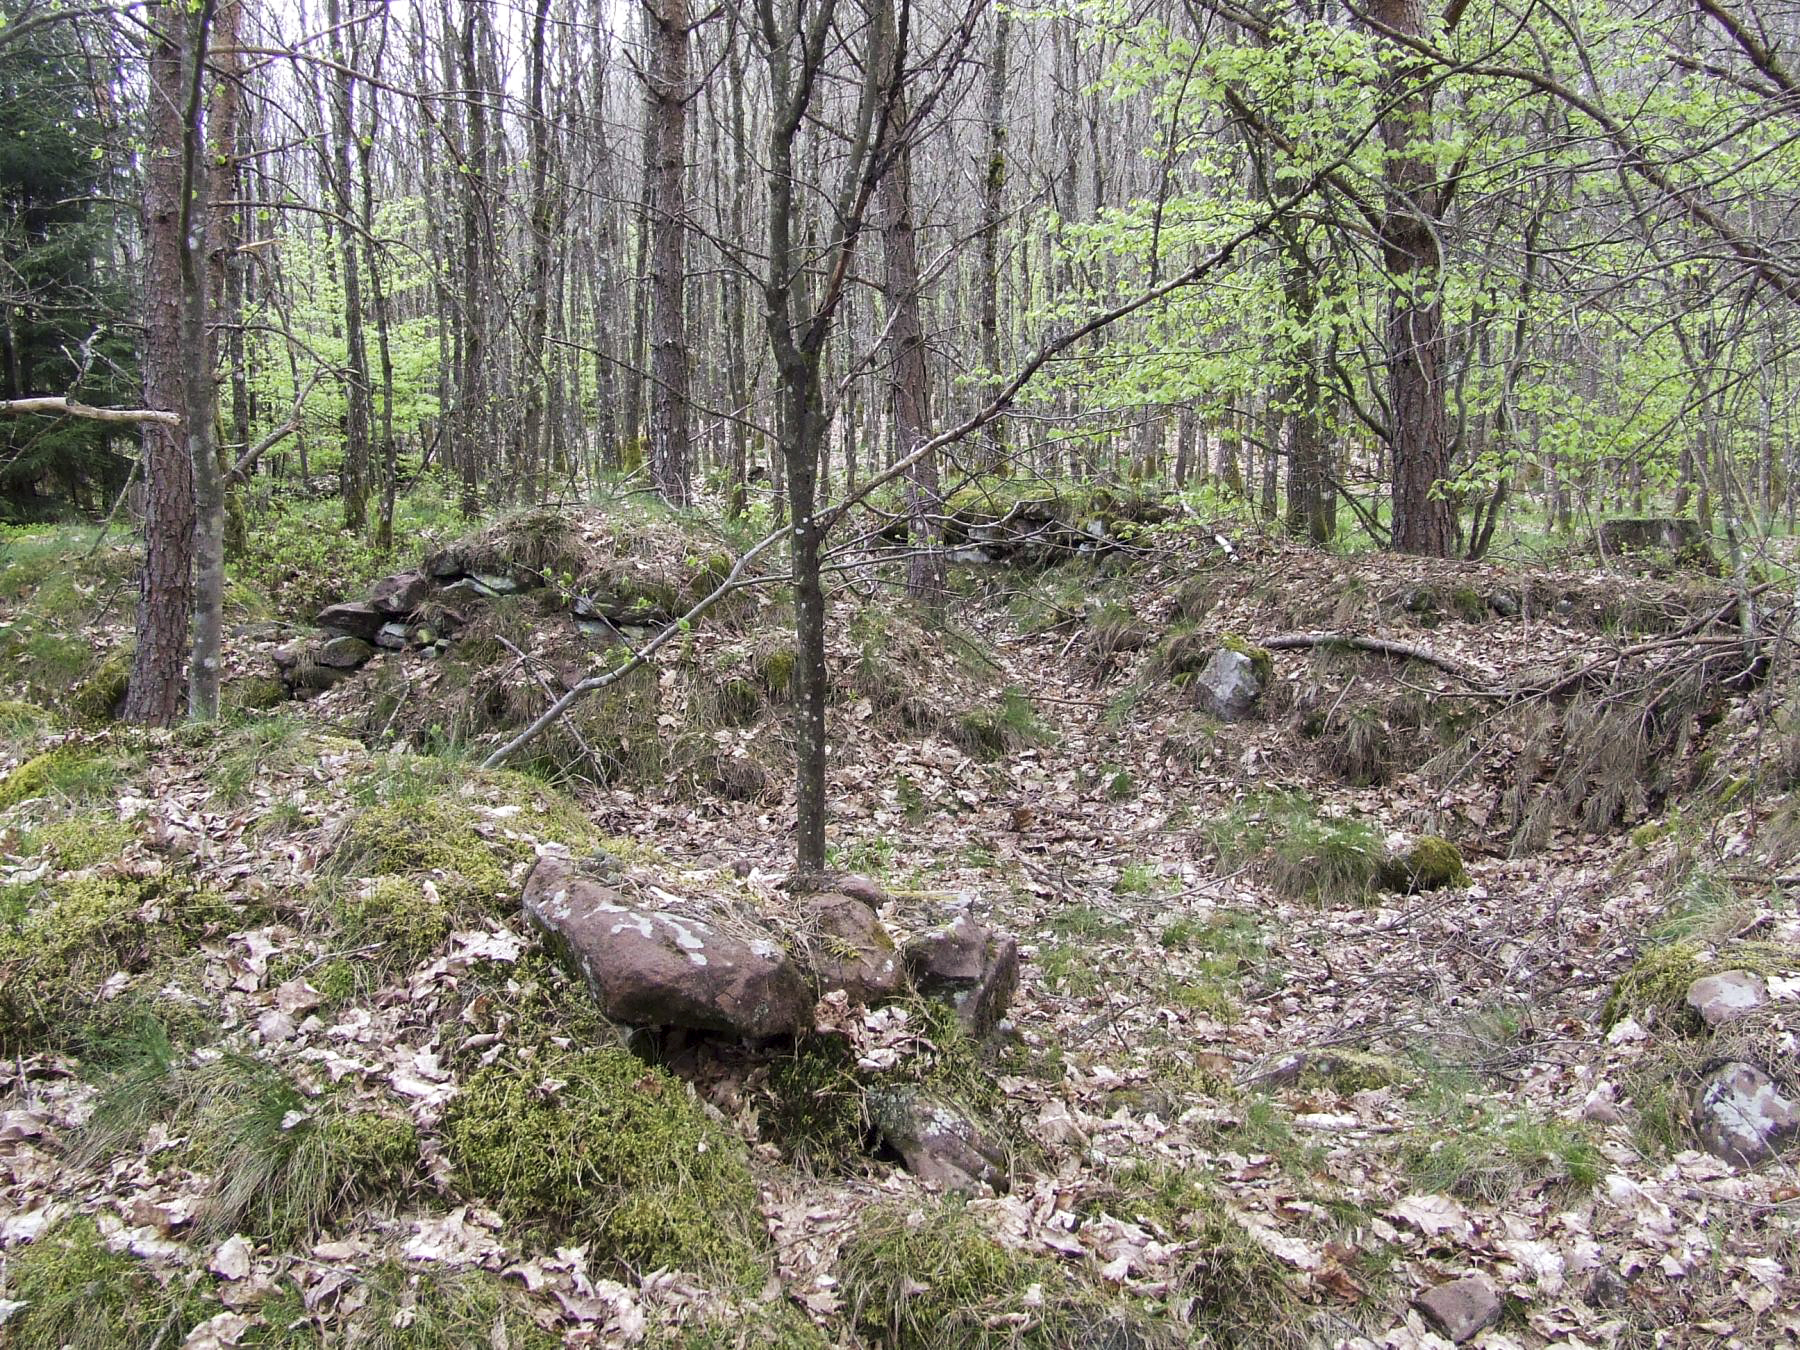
[368,569,431,615]
[375,622,410,650]
[1193,648,1262,722]
[803,893,902,1006]
[1694,1061,1799,1167]
[1489,590,1521,618]
[1686,970,1768,1028]
[470,571,523,595]
[1414,1274,1502,1344]
[442,576,502,601]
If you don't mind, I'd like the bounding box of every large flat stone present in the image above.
[522,856,811,1040]
[315,601,386,642]
[368,569,432,615]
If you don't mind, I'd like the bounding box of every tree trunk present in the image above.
[1373,0,1454,556]
[976,7,1009,471]
[324,0,369,533]
[645,0,693,504]
[519,0,556,506]
[874,0,941,601]
[126,0,201,726]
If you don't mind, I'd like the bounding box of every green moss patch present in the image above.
[840,1197,1170,1350]
[1378,836,1470,893]
[20,812,135,869]
[0,741,125,810]
[264,1262,562,1350]
[0,698,56,742]
[1220,632,1275,686]
[327,875,453,974]
[1600,942,1704,1031]
[445,1047,766,1285]
[761,1000,1012,1171]
[0,1216,216,1349]
[68,645,132,724]
[81,1052,418,1244]
[330,767,598,915]
[0,871,234,1053]
[951,686,1045,759]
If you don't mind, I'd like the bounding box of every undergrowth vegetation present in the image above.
[445,1046,767,1284]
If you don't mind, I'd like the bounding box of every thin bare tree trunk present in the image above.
[976,7,1009,472]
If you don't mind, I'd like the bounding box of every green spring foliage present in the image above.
[0,1216,216,1349]
[444,1047,767,1285]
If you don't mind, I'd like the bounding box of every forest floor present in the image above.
[1,498,1797,1348]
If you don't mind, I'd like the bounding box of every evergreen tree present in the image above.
[0,2,134,518]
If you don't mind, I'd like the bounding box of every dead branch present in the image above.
[0,396,180,427]
[1261,631,1500,687]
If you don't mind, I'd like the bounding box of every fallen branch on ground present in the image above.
[1260,631,1500,687]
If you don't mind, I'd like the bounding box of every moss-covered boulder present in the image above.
[68,646,132,723]
[1378,835,1470,893]
[445,1046,767,1284]
[0,743,109,810]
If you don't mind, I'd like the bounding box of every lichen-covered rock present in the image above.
[1414,1274,1502,1344]
[522,856,811,1039]
[368,569,431,615]
[1694,1062,1799,1167]
[802,893,902,1006]
[868,1086,1008,1192]
[1686,970,1768,1028]
[315,600,386,641]
[903,914,1018,1037]
[1193,647,1263,722]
